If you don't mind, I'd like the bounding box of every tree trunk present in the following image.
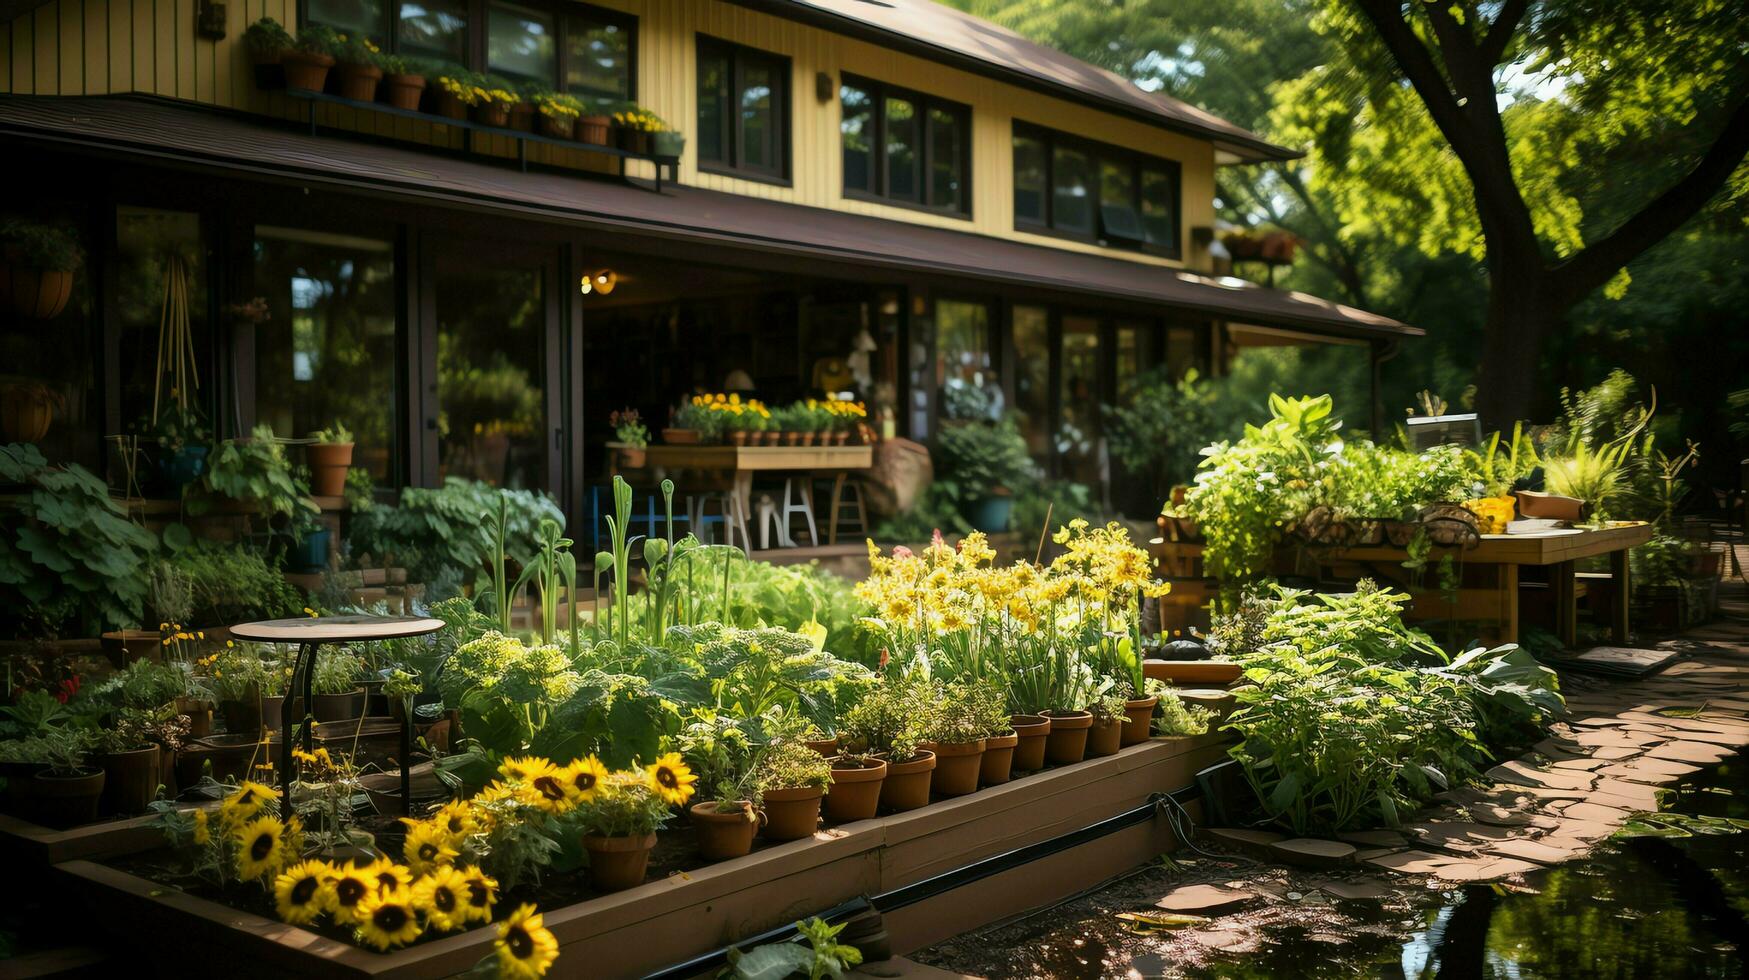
[1474,249,1555,431]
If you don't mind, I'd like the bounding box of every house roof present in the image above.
[741,0,1298,162]
[0,95,1413,340]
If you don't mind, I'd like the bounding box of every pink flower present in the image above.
[892,546,913,558]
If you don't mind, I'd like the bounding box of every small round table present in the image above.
[229,614,444,811]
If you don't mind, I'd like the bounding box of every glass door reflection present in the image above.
[434,256,551,490]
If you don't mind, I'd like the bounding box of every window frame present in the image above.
[839,73,972,218]
[300,0,637,104]
[1011,121,1182,259]
[695,34,793,185]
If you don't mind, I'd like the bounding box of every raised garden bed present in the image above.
[56,733,1229,979]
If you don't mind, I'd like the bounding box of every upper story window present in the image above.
[697,36,790,182]
[305,1,635,105]
[840,75,970,215]
[1012,123,1181,258]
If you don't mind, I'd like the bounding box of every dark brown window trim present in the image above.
[839,73,972,217]
[1012,120,1182,260]
[696,34,792,182]
[696,161,794,188]
[842,187,975,222]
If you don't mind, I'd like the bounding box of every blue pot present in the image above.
[965,494,1013,534]
[157,445,208,491]
[290,526,331,573]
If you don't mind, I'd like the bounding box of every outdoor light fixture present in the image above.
[579,268,618,295]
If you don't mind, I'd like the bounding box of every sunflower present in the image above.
[402,820,460,874]
[475,780,539,809]
[644,753,697,806]
[559,756,608,803]
[411,865,470,933]
[221,780,278,827]
[526,769,578,814]
[325,862,374,925]
[364,857,414,895]
[354,887,423,951]
[433,800,483,840]
[498,756,557,784]
[494,903,559,979]
[458,867,500,924]
[273,860,332,925]
[233,815,287,880]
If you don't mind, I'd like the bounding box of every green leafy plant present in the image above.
[932,418,1036,503]
[0,215,85,271]
[839,676,930,762]
[309,422,353,444]
[1105,367,1224,492]
[753,738,832,794]
[242,17,293,56]
[726,917,862,980]
[610,408,649,449]
[345,478,564,586]
[310,651,364,696]
[191,424,312,523]
[293,24,340,56]
[167,541,306,626]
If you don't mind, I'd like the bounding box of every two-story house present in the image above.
[0,0,1416,527]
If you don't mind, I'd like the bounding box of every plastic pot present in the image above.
[965,494,1013,533]
[100,745,161,816]
[31,768,105,829]
[583,833,656,892]
[929,740,984,797]
[306,442,353,496]
[312,687,366,723]
[1042,710,1093,765]
[690,801,758,860]
[1121,696,1158,746]
[980,732,1018,786]
[290,527,332,573]
[1085,716,1123,758]
[1010,714,1051,772]
[760,786,825,841]
[825,757,887,823]
[877,750,936,812]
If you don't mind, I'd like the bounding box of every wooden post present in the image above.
[1609,547,1631,644]
[1553,560,1577,648]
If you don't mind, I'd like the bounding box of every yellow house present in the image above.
[0,0,1414,529]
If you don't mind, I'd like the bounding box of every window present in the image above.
[307,1,635,104]
[936,299,997,421]
[840,76,969,214]
[697,37,790,181]
[1012,123,1182,257]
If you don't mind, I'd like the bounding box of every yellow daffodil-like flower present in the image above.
[644,752,697,806]
[402,819,461,874]
[495,903,560,979]
[459,867,500,924]
[560,756,609,803]
[364,856,415,896]
[325,862,374,925]
[273,860,333,925]
[354,887,423,951]
[412,864,472,933]
[233,815,287,880]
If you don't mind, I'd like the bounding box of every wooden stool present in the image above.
[825,476,868,545]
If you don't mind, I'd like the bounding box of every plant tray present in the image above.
[56,734,1230,978]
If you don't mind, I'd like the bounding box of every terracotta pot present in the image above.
[825,757,886,823]
[1085,716,1123,758]
[1142,660,1243,686]
[539,113,575,139]
[509,102,535,132]
[583,833,656,892]
[729,430,749,446]
[306,441,353,497]
[100,745,161,816]
[381,73,425,110]
[690,801,758,860]
[1121,696,1158,746]
[218,695,262,735]
[473,103,510,128]
[663,427,701,445]
[1010,714,1051,771]
[804,735,840,757]
[435,91,468,120]
[312,688,365,723]
[31,768,105,829]
[100,629,161,667]
[335,61,382,102]
[281,50,334,92]
[0,383,57,441]
[800,432,818,447]
[760,786,825,841]
[979,731,1018,786]
[929,740,984,797]
[576,114,611,145]
[0,251,75,320]
[877,750,936,812]
[1043,710,1093,765]
[176,697,213,739]
[1515,490,1585,522]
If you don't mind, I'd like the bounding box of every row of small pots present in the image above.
[660,428,859,447]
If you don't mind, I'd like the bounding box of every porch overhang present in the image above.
[0,95,1419,343]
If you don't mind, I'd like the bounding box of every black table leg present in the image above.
[400,704,413,817]
[281,641,317,787]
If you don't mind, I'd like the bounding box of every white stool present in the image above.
[780,478,819,547]
[756,493,792,549]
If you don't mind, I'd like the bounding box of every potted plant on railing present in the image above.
[608,407,649,468]
[536,92,582,140]
[576,100,613,145]
[754,739,832,841]
[508,82,540,132]
[378,53,428,111]
[824,398,866,446]
[650,119,685,160]
[332,34,384,102]
[306,421,354,497]
[0,215,84,320]
[840,679,934,813]
[474,80,520,128]
[282,25,339,93]
[433,69,484,120]
[611,104,666,155]
[242,17,292,89]
[139,403,212,494]
[679,716,761,861]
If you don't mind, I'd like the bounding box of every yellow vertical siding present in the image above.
[2,0,1220,272]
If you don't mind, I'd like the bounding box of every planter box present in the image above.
[0,805,203,867]
[55,734,1228,978]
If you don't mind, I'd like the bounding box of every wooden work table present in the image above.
[619,444,875,546]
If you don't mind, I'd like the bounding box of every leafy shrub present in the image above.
[347,478,564,585]
[932,418,1036,501]
[1105,367,1225,492]
[168,541,306,626]
[753,739,832,793]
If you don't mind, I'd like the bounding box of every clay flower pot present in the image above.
[175,697,212,739]
[825,756,886,823]
[980,731,1018,786]
[877,750,936,812]
[584,833,656,891]
[1085,716,1123,758]
[335,61,382,102]
[1042,710,1093,765]
[31,768,105,829]
[690,801,757,860]
[100,744,161,816]
[804,734,840,757]
[929,740,984,797]
[1010,714,1052,771]
[382,73,425,110]
[435,90,468,120]
[0,250,75,320]
[539,113,575,139]
[663,427,701,444]
[473,102,511,128]
[760,786,825,841]
[1121,696,1158,746]
[312,687,365,723]
[306,441,354,497]
[281,50,334,92]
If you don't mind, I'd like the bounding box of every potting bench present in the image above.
[228,615,443,812]
[618,445,875,547]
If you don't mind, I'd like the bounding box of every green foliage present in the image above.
[754,738,832,793]
[673,557,879,668]
[932,418,1037,499]
[726,917,863,980]
[293,23,339,55]
[242,17,292,55]
[167,541,306,626]
[310,650,364,695]
[309,422,353,444]
[345,478,564,586]
[0,443,159,637]
[655,624,874,733]
[191,425,311,523]
[839,676,930,762]
[1106,368,1226,492]
[0,214,85,270]
[1009,479,1095,542]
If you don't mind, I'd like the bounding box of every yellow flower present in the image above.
[495,904,560,979]
[402,820,460,874]
[434,800,483,840]
[221,780,278,826]
[412,865,472,933]
[325,862,374,925]
[192,808,211,845]
[459,867,500,924]
[362,857,415,897]
[354,887,423,951]
[499,756,557,784]
[558,756,608,803]
[273,860,332,925]
[233,815,287,880]
[644,752,697,806]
